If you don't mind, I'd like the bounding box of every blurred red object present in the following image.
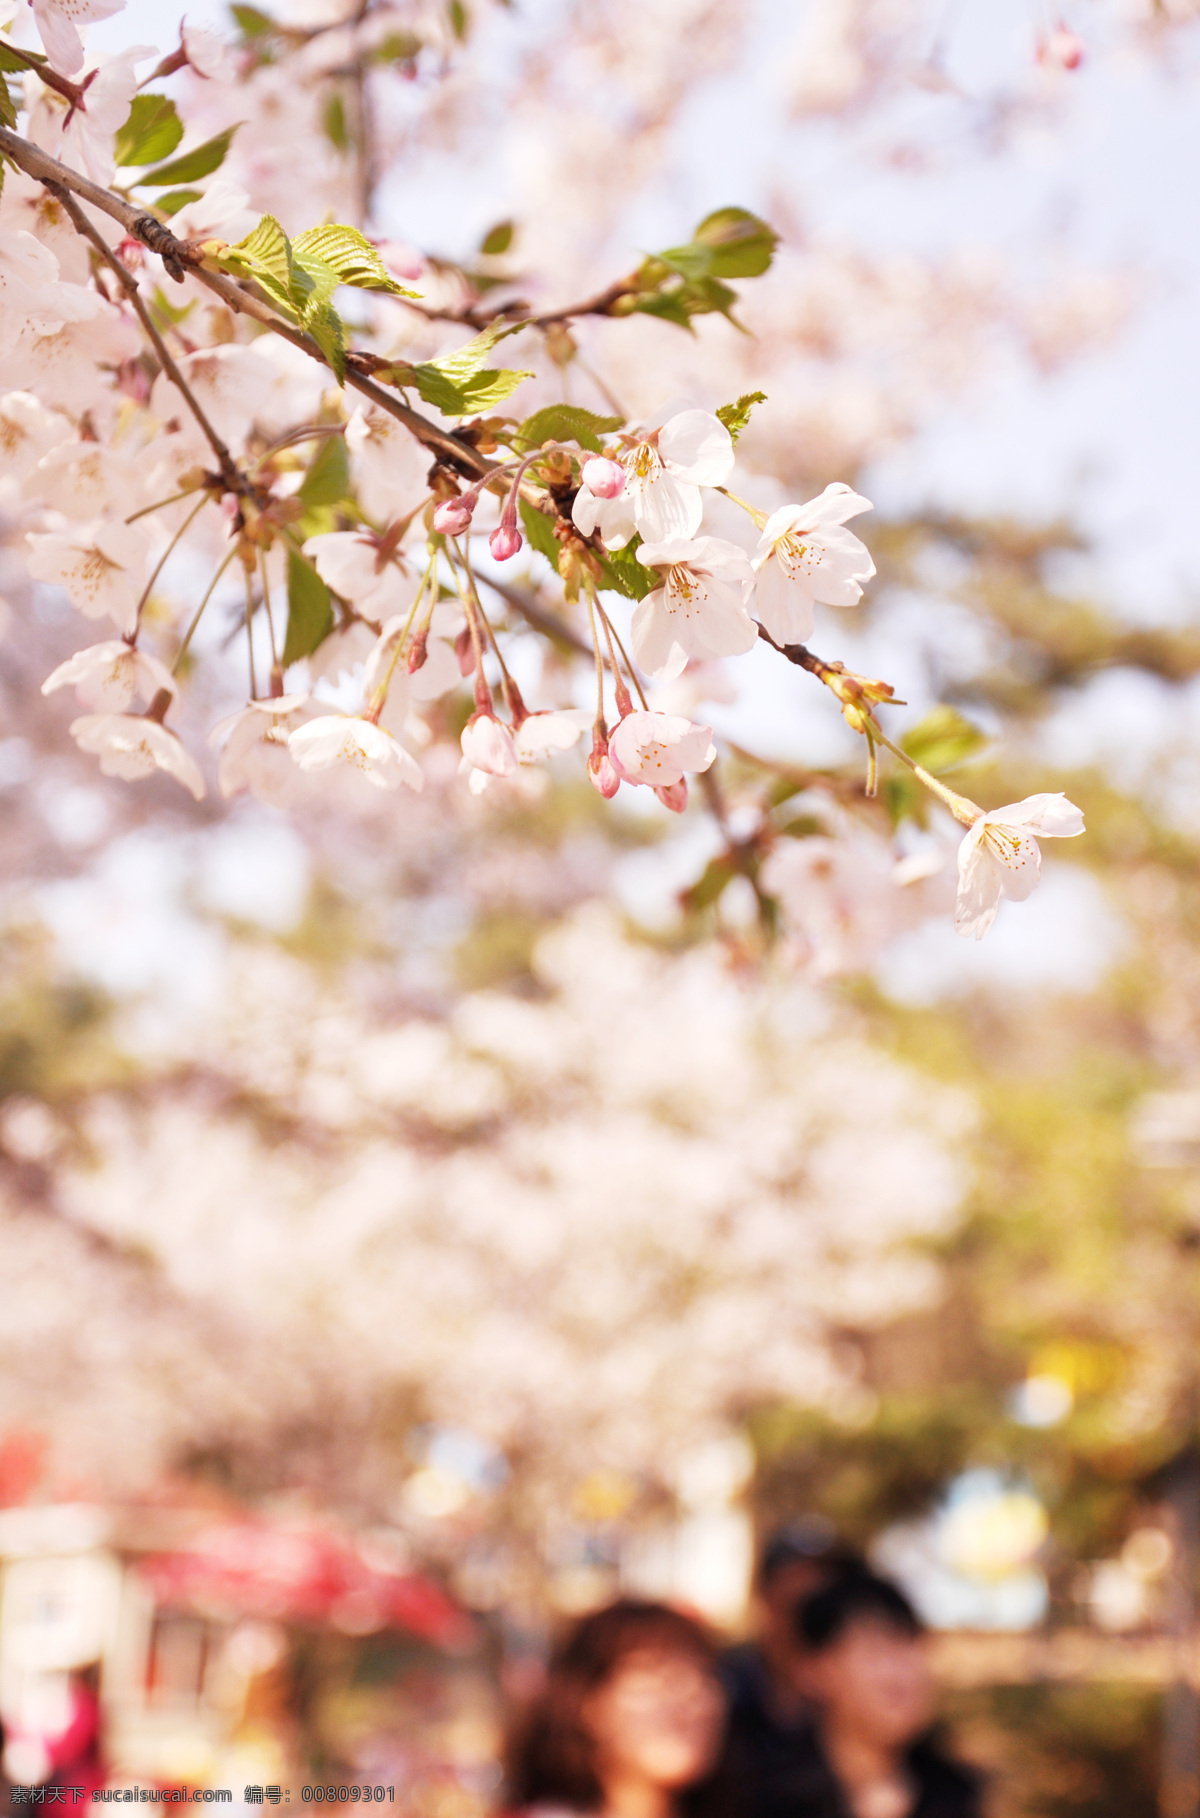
[136,1520,471,1647]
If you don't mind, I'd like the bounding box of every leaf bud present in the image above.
[581,457,625,500]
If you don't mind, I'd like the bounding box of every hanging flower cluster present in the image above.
[0,0,1083,948]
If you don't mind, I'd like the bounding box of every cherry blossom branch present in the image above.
[0,126,495,483]
[0,42,80,109]
[477,574,591,656]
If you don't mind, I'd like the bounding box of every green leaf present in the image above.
[776,814,825,840]
[690,207,779,280]
[0,71,13,133]
[231,4,276,37]
[153,188,203,218]
[323,91,348,151]
[514,404,622,455]
[681,854,735,915]
[369,30,422,64]
[448,0,468,39]
[292,223,419,297]
[283,550,334,665]
[217,213,296,312]
[631,287,695,331]
[597,536,654,602]
[412,364,532,416]
[883,770,925,830]
[900,705,987,774]
[137,126,239,188]
[480,220,514,257]
[297,435,352,512]
[716,391,767,443]
[115,94,183,168]
[518,498,562,570]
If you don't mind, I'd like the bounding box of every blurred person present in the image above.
[789,1574,981,1818]
[504,1598,733,1818]
[721,1523,864,1818]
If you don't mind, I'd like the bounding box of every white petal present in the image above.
[629,468,701,542]
[630,591,689,682]
[789,483,874,532]
[982,824,1042,900]
[985,793,1085,839]
[656,410,734,486]
[954,833,1002,941]
[751,553,814,645]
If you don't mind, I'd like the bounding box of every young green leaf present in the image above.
[408,325,531,416]
[518,498,563,571]
[297,435,352,513]
[115,94,184,167]
[901,706,987,774]
[292,224,420,298]
[153,189,204,218]
[597,537,654,602]
[216,213,296,313]
[0,71,14,133]
[514,404,622,455]
[283,550,334,665]
[480,220,514,257]
[716,391,767,442]
[231,4,277,37]
[137,125,239,188]
[690,207,779,280]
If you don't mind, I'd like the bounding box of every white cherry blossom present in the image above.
[460,713,518,778]
[288,714,424,791]
[25,439,140,521]
[181,19,237,81]
[42,640,176,712]
[344,404,430,524]
[26,520,148,635]
[0,228,101,355]
[32,48,154,183]
[0,390,72,488]
[304,530,417,618]
[30,0,126,75]
[572,410,734,548]
[632,535,757,680]
[609,710,716,788]
[148,344,279,454]
[752,484,876,646]
[514,709,591,763]
[210,694,314,807]
[69,713,206,798]
[955,793,1085,940]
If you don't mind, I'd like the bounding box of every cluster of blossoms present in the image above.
[0,0,1084,948]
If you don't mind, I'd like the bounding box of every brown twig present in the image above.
[48,181,247,493]
[479,573,591,656]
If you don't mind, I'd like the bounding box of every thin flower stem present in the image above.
[173,547,239,671]
[445,541,491,711]
[260,551,279,670]
[365,566,431,721]
[125,485,204,525]
[47,183,246,492]
[244,567,258,701]
[867,719,980,825]
[463,539,522,719]
[133,494,208,626]
[584,589,607,728]
[717,486,768,529]
[594,595,648,711]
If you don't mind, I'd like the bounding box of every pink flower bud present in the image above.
[1040,25,1083,68]
[588,748,620,799]
[581,457,625,500]
[406,630,428,675]
[490,524,523,562]
[454,627,475,677]
[433,496,475,536]
[655,780,689,814]
[461,712,517,777]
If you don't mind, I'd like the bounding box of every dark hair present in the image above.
[506,1598,726,1815]
[797,1571,923,1652]
[758,1520,864,1590]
